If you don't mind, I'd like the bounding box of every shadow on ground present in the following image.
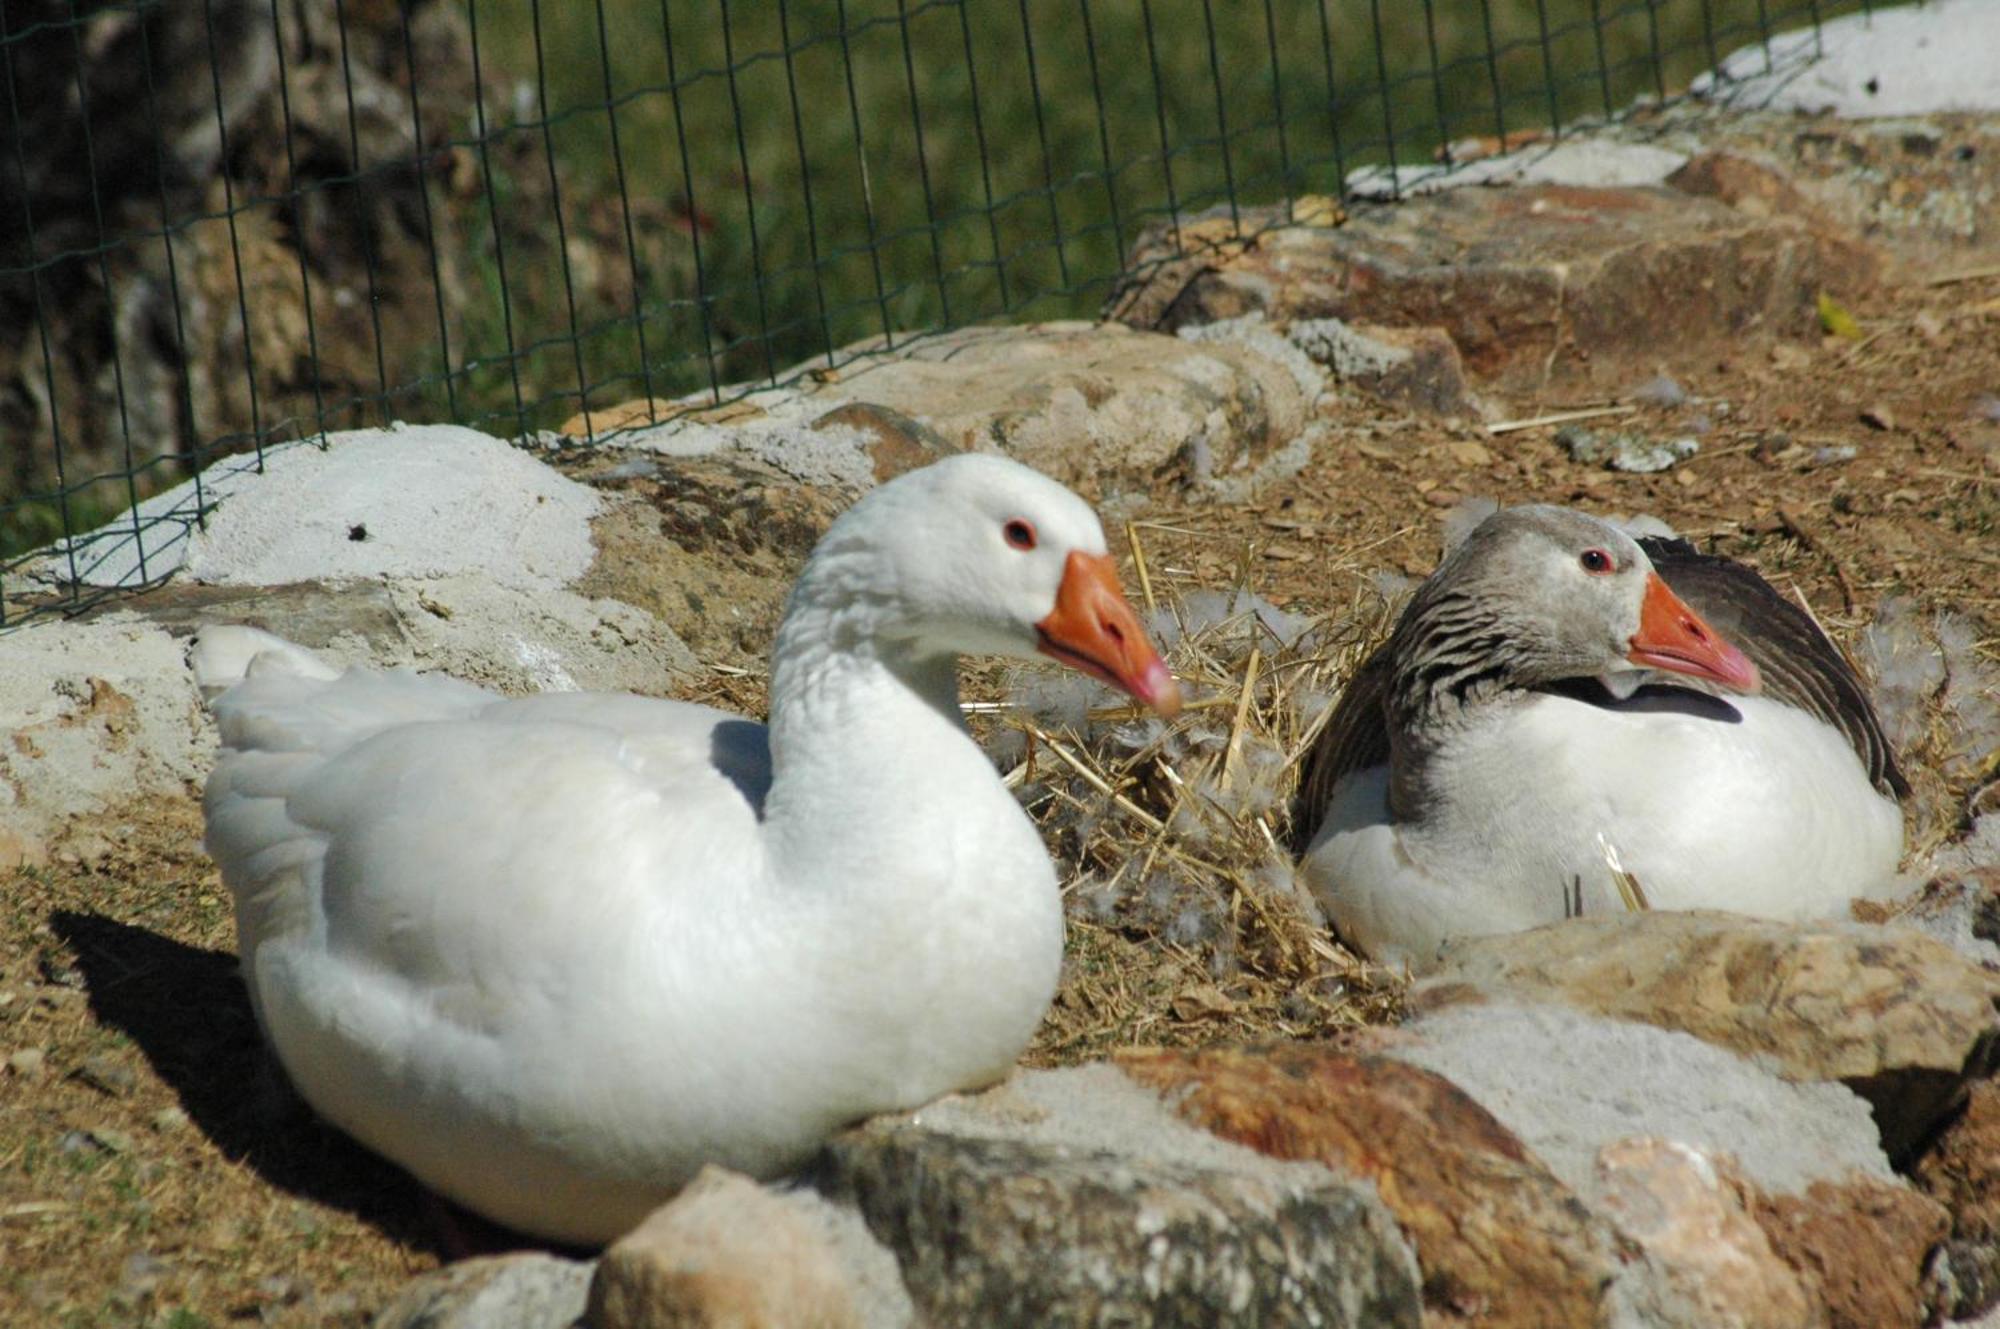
[48,909,449,1255]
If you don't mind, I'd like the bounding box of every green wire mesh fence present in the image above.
[2,0,1870,625]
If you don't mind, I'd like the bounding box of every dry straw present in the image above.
[967,525,1412,1065]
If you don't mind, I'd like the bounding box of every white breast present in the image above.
[1302,688,1904,968]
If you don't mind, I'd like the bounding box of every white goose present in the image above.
[1298,505,1905,968]
[194,455,1180,1245]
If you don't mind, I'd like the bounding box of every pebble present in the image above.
[74,1053,138,1098]
[1559,426,1701,473]
[1628,374,1689,408]
[57,1125,135,1155]
[151,1106,191,1133]
[117,1251,168,1303]
[8,1047,46,1078]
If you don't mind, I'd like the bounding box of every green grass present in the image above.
[438,0,1859,435]
[3,0,1866,573]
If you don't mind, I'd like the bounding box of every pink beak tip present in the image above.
[1141,660,1184,718]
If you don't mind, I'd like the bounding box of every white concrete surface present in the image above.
[1346,139,1690,201]
[30,424,599,593]
[1695,0,2000,118]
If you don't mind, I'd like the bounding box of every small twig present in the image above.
[1774,502,1856,614]
[1597,835,1651,913]
[1028,726,1164,832]
[1124,519,1158,616]
[1485,404,1636,436]
[1221,647,1262,790]
[1842,329,1888,361]
[1919,467,1998,488]
[1927,264,2000,287]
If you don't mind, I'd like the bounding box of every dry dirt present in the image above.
[4,268,1998,1326]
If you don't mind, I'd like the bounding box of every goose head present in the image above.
[789,454,1182,715]
[1406,505,1761,703]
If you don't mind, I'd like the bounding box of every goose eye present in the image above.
[1579,548,1614,575]
[1003,519,1037,551]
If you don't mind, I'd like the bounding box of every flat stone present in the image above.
[616,322,1322,500]
[1112,186,1880,380]
[1288,319,1481,416]
[574,451,849,660]
[1116,1043,1667,1329]
[817,1064,1421,1327]
[370,1253,590,1329]
[1415,911,2000,1161]
[116,579,405,655]
[1391,1003,1892,1199]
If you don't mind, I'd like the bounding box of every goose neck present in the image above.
[1383,591,1531,819]
[760,591,1004,881]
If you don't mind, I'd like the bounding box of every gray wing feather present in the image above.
[1636,537,1907,800]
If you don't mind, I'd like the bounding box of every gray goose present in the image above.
[1297,505,1905,967]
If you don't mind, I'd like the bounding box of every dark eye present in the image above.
[1003,519,1037,551]
[1579,548,1614,575]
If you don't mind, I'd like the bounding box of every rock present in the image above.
[1111,186,1880,380]
[0,616,209,858]
[1683,115,2000,264]
[817,1064,1421,1327]
[1390,1003,1892,1200]
[574,451,850,659]
[1916,1080,2000,1318]
[7,1047,47,1078]
[807,402,961,484]
[1668,152,1828,225]
[73,1051,138,1098]
[1344,139,1692,201]
[1388,1002,1949,1324]
[1116,1043,1659,1328]
[1593,1138,1815,1329]
[1557,426,1701,473]
[371,1253,591,1329]
[1746,1173,1948,1329]
[615,322,1321,499]
[1287,319,1481,416]
[587,1166,897,1329]
[1887,868,2000,971]
[122,578,407,655]
[1415,912,2000,1160]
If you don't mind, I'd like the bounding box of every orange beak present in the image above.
[1035,551,1182,717]
[1628,573,1761,694]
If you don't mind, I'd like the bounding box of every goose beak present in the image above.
[1036,551,1183,717]
[1628,573,1762,693]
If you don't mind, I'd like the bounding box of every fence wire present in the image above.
[2,0,1870,626]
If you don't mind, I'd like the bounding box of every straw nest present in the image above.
[962,527,1414,1067]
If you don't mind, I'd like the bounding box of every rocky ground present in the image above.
[3,101,2000,1327]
